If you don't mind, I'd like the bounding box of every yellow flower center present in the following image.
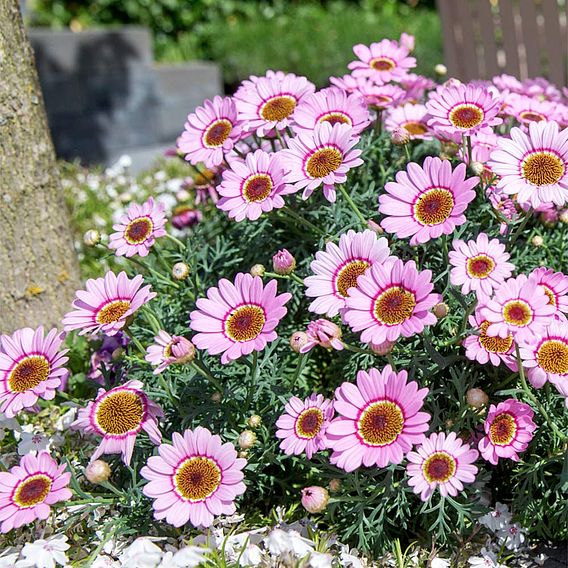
[414,188,455,226]
[374,286,416,325]
[242,173,273,202]
[541,285,557,306]
[125,217,153,244]
[95,390,145,435]
[489,412,517,445]
[203,119,233,148]
[174,457,221,502]
[422,452,456,483]
[370,57,396,71]
[536,339,568,375]
[225,305,266,342]
[318,112,351,127]
[357,401,404,446]
[305,147,343,179]
[336,260,370,297]
[521,151,565,186]
[260,95,297,122]
[96,300,131,325]
[403,121,428,135]
[478,321,514,353]
[519,111,545,123]
[466,254,495,279]
[502,300,533,327]
[8,355,50,393]
[13,474,52,508]
[449,103,484,129]
[295,408,324,439]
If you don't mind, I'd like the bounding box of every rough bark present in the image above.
[0,0,80,333]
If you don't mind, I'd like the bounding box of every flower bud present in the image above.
[301,486,329,514]
[85,460,111,484]
[247,414,262,428]
[170,336,196,365]
[176,189,191,202]
[172,262,190,281]
[272,249,296,275]
[367,219,383,234]
[237,450,248,459]
[83,229,101,247]
[466,388,489,409]
[470,161,485,176]
[400,32,415,52]
[172,206,202,230]
[290,331,309,353]
[391,127,410,146]
[559,209,568,224]
[302,319,343,353]
[434,63,448,76]
[328,479,341,493]
[250,264,266,278]
[238,430,257,450]
[433,302,449,318]
[211,392,222,404]
[370,340,395,356]
[531,235,544,247]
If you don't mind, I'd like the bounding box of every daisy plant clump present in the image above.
[2,33,568,566]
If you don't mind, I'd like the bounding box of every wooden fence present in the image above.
[437,0,568,84]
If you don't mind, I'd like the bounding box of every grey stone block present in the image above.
[154,62,222,101]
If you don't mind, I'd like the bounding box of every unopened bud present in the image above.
[466,388,489,409]
[85,460,111,484]
[171,336,196,365]
[290,331,309,353]
[433,302,449,318]
[176,189,191,202]
[172,262,190,281]
[211,392,222,404]
[367,219,383,234]
[250,264,266,278]
[559,209,568,224]
[434,64,448,76]
[370,340,395,356]
[470,161,484,176]
[391,127,410,146]
[237,450,248,459]
[301,486,329,514]
[238,430,257,450]
[531,235,544,247]
[247,415,262,428]
[83,229,101,247]
[272,249,296,275]
[328,479,341,493]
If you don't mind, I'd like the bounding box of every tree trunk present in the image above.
[0,0,80,333]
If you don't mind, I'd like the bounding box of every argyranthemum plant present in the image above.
[3,31,568,568]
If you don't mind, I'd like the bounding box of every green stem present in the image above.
[343,342,374,355]
[338,184,367,226]
[165,233,187,250]
[191,360,224,393]
[289,353,308,391]
[124,329,146,355]
[275,129,287,149]
[515,345,566,441]
[507,208,533,249]
[386,352,397,371]
[264,271,304,286]
[128,256,180,289]
[281,206,326,236]
[404,144,411,162]
[246,351,259,410]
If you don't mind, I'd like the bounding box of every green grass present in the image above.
[158,2,443,88]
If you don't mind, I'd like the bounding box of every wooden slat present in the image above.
[437,0,462,78]
[541,0,566,86]
[455,0,481,79]
[476,0,500,78]
[497,0,522,78]
[518,0,542,78]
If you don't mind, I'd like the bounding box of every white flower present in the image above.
[119,537,163,568]
[497,523,526,551]
[0,549,20,568]
[479,503,512,532]
[338,547,363,568]
[534,553,548,566]
[308,552,334,567]
[17,430,51,455]
[91,556,120,568]
[0,412,20,440]
[265,529,314,557]
[467,548,506,567]
[431,559,451,568]
[17,535,70,568]
[170,545,211,567]
[238,543,263,567]
[55,408,77,431]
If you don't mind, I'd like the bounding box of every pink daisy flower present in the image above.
[300,319,344,353]
[235,74,315,136]
[71,380,163,465]
[449,233,514,299]
[145,331,196,375]
[141,426,246,528]
[0,327,68,418]
[327,365,429,472]
[481,275,555,341]
[478,399,536,465]
[529,267,568,319]
[62,271,156,337]
[406,432,479,501]
[426,83,502,136]
[399,73,436,102]
[522,77,562,101]
[216,150,295,222]
[379,157,478,245]
[493,74,524,95]
[0,452,71,533]
[463,307,517,371]
[292,87,371,135]
[275,394,334,459]
[329,74,398,107]
[178,96,242,168]
[281,122,363,203]
[518,320,568,391]
[343,259,439,344]
[189,273,291,364]
[385,103,431,140]
[348,39,416,84]
[108,197,167,257]
[505,93,562,127]
[304,229,392,317]
[488,121,568,209]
